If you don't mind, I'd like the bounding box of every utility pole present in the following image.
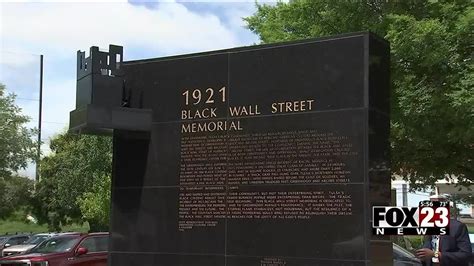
[35,55,43,182]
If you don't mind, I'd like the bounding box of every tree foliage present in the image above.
[0,175,34,219]
[32,132,112,231]
[0,83,37,177]
[245,0,473,188]
[77,175,111,232]
[0,83,37,219]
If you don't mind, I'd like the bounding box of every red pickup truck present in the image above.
[0,232,108,266]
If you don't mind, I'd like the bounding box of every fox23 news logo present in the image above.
[372,201,450,235]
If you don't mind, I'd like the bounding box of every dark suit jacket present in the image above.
[421,219,472,266]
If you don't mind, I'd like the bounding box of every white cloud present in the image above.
[1,1,261,172]
[1,1,264,178]
[2,0,127,2]
[1,1,256,127]
[0,52,41,99]
[41,78,75,133]
[0,51,40,69]
[1,2,244,58]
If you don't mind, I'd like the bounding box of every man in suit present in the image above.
[416,195,472,266]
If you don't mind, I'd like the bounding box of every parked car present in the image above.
[1,233,57,257]
[0,234,30,256]
[0,232,108,266]
[393,243,422,265]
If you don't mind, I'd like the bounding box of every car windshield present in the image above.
[24,235,50,245]
[30,236,80,254]
[393,244,415,259]
[0,237,7,245]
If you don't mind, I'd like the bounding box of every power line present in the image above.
[26,119,68,125]
[1,50,42,57]
[15,97,39,101]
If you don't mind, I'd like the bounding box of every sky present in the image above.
[0,0,274,178]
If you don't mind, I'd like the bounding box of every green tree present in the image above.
[0,83,37,177]
[32,132,112,231]
[77,175,111,232]
[245,0,473,188]
[0,83,37,219]
[0,175,34,219]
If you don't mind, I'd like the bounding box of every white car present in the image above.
[1,233,56,257]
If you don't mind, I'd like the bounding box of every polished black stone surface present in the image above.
[228,37,365,113]
[110,187,226,254]
[225,184,365,259]
[109,253,225,266]
[109,32,391,265]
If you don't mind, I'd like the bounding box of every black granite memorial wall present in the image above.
[78,32,391,266]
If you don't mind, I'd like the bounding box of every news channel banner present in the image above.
[372,200,450,235]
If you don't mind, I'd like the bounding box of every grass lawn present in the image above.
[0,220,89,235]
